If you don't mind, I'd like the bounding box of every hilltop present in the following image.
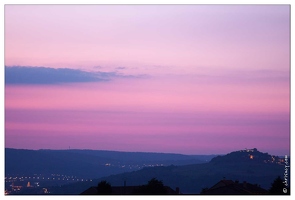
[210,148,284,164]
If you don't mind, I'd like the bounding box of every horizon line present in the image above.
[5,147,286,156]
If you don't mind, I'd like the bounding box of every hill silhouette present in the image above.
[5,148,215,179]
[49,148,287,194]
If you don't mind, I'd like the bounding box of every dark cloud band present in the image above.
[5,66,119,85]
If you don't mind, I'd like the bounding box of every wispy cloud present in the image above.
[115,67,126,70]
[175,68,290,85]
[5,66,147,85]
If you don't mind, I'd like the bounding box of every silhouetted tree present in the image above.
[97,180,112,194]
[133,178,167,194]
[269,176,289,195]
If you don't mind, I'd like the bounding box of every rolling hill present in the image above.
[49,148,287,194]
[5,148,215,179]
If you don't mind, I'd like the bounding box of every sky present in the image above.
[4,4,290,155]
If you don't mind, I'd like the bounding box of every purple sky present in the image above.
[4,5,290,155]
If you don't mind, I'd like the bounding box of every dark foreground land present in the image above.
[5,148,289,195]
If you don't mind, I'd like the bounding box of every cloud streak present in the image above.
[5,66,145,85]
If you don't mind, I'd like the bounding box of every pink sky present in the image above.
[4,5,290,155]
